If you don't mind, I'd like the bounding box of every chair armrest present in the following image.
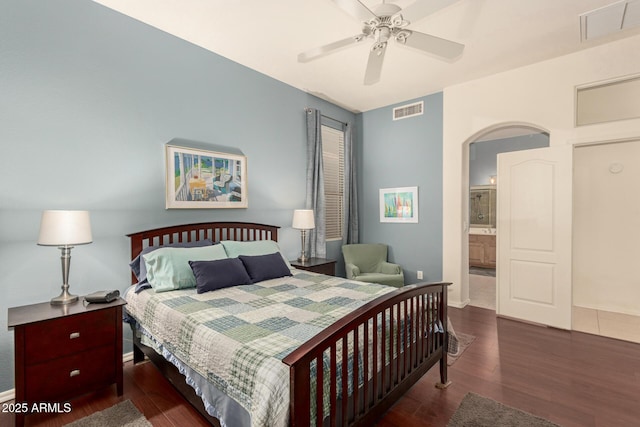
[380,262,402,275]
[345,263,360,279]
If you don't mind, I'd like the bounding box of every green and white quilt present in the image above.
[125,270,396,427]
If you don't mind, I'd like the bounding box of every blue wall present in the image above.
[0,0,448,394]
[358,95,444,284]
[0,0,356,392]
[469,134,550,186]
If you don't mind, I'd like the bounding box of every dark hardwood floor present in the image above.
[3,305,640,426]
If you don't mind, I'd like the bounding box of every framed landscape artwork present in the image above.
[379,186,418,223]
[165,144,248,209]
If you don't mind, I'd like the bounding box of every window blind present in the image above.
[322,125,344,240]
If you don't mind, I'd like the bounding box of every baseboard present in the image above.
[0,351,134,403]
[0,389,14,404]
[449,298,470,309]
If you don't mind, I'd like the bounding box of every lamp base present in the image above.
[51,246,79,305]
[298,229,309,264]
[51,289,79,305]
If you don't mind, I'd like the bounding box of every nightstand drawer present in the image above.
[25,344,116,402]
[24,309,116,364]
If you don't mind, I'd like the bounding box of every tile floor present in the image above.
[469,273,496,310]
[572,305,640,344]
[469,271,640,344]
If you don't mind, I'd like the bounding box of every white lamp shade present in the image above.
[292,209,315,230]
[38,210,93,246]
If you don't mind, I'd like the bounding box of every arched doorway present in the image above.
[462,123,550,310]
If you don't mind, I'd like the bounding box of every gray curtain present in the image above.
[342,122,359,244]
[305,108,326,258]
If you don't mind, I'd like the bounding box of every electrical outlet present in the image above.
[417,270,423,280]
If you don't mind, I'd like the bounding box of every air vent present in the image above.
[580,0,640,42]
[393,101,424,121]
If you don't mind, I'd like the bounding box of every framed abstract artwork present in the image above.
[379,186,418,223]
[165,144,248,209]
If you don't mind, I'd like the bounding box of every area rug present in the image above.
[447,392,561,427]
[448,332,475,365]
[64,400,151,427]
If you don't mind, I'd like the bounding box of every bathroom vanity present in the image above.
[469,229,496,268]
[469,185,497,268]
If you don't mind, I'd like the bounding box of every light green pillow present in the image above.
[221,240,293,269]
[143,244,228,292]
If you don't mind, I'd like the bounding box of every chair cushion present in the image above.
[355,272,405,288]
[343,243,404,287]
[342,243,389,273]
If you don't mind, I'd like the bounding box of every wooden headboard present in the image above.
[127,221,280,285]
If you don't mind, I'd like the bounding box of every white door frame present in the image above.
[462,123,551,311]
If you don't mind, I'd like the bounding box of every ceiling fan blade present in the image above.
[298,34,366,63]
[397,30,464,59]
[332,0,378,22]
[364,42,387,85]
[399,0,461,24]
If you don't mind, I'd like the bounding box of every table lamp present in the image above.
[292,209,315,262]
[38,210,93,305]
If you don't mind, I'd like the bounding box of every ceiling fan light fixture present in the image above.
[299,0,465,84]
[375,26,391,43]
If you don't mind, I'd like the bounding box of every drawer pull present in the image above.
[70,369,80,377]
[69,332,80,339]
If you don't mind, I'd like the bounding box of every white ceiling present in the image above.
[93,0,640,113]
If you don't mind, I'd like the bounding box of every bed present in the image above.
[125,221,451,427]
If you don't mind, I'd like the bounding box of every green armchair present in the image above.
[342,243,404,287]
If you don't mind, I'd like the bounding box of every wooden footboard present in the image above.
[283,281,451,426]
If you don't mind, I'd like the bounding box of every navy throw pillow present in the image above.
[189,258,251,294]
[239,252,293,283]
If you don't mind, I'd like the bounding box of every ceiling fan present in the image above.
[298,0,465,85]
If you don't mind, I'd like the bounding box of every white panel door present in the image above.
[497,146,572,329]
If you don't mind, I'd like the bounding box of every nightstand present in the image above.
[290,257,336,276]
[8,297,126,427]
